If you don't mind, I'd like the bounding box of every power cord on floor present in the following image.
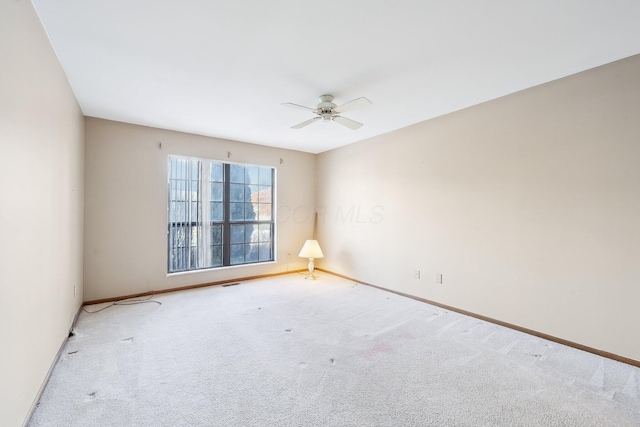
[82,293,162,314]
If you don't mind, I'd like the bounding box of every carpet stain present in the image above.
[330,358,336,365]
[299,362,307,369]
[67,350,79,355]
[87,391,97,400]
[122,337,134,342]
[363,344,394,359]
[285,329,292,333]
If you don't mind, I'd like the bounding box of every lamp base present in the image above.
[304,258,318,280]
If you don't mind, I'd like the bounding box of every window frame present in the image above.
[167,155,276,274]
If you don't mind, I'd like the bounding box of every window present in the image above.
[167,156,274,273]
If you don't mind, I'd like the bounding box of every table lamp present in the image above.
[298,239,324,279]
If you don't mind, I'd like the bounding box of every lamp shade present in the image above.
[298,240,324,259]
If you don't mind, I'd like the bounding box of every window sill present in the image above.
[166,260,277,277]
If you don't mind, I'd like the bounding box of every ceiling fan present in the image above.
[282,95,372,130]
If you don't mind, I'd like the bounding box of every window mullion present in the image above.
[223,164,231,266]
[187,161,192,270]
[199,161,211,268]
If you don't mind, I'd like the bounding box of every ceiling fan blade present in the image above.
[333,115,363,130]
[281,102,317,112]
[291,117,321,129]
[334,97,372,113]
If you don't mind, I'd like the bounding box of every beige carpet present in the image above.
[28,273,640,426]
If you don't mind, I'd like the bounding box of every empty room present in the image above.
[2,0,640,426]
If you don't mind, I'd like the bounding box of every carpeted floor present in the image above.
[28,273,640,426]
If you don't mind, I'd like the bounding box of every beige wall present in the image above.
[83,118,315,301]
[0,1,85,426]
[317,55,640,362]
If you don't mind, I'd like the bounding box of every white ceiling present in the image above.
[32,0,640,154]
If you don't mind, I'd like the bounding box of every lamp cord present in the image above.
[82,293,162,314]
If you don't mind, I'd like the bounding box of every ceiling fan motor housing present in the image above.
[316,95,337,113]
[317,95,337,120]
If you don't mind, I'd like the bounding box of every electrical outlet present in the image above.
[414,270,421,279]
[436,274,443,284]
